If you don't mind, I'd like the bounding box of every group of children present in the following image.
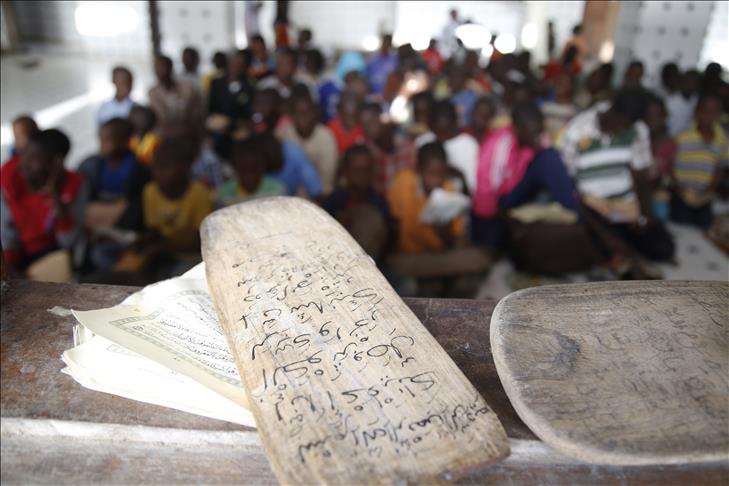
[2,25,728,292]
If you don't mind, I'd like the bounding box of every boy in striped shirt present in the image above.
[559,89,674,262]
[670,94,728,229]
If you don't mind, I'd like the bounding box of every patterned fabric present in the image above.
[129,132,160,166]
[559,101,651,201]
[191,145,231,189]
[673,123,729,192]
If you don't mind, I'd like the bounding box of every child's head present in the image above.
[112,66,133,100]
[512,102,544,149]
[448,64,468,93]
[99,118,133,161]
[21,129,70,191]
[11,115,39,154]
[253,88,282,130]
[417,142,448,195]
[343,72,370,100]
[275,48,298,83]
[212,51,228,73]
[694,94,722,132]
[661,62,681,92]
[603,88,647,135]
[553,73,575,101]
[229,49,252,79]
[129,105,156,136]
[337,90,362,127]
[623,60,644,89]
[298,28,312,49]
[154,55,174,83]
[231,137,267,194]
[342,144,375,192]
[471,96,496,134]
[304,48,325,77]
[358,102,383,141]
[411,90,434,125]
[290,92,319,139]
[250,34,267,60]
[429,100,458,142]
[152,138,195,199]
[182,46,200,74]
[644,95,668,135]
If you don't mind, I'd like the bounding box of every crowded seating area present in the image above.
[2,8,728,297]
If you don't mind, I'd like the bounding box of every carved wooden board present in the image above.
[491,280,729,465]
[201,197,509,484]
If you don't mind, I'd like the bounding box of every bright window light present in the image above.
[494,33,516,54]
[521,23,537,49]
[455,23,492,50]
[74,2,139,37]
[412,36,430,51]
[362,35,380,52]
[599,41,615,62]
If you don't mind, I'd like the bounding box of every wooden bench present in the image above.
[1,280,726,484]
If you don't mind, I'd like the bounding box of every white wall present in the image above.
[289,1,395,52]
[13,0,150,57]
[699,0,729,70]
[157,0,235,70]
[613,1,715,88]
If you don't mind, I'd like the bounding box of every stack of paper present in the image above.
[61,264,256,427]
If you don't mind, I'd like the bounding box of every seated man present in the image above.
[1,129,86,274]
[323,145,392,261]
[216,137,285,207]
[671,94,728,229]
[277,91,338,193]
[559,88,675,262]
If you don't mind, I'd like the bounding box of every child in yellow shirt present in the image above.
[129,105,160,166]
[133,138,212,278]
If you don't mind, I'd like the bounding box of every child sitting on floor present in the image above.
[135,138,213,278]
[324,144,392,261]
[387,141,465,254]
[1,129,86,275]
[671,94,729,229]
[216,137,285,207]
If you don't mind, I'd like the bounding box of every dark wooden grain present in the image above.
[2,280,727,484]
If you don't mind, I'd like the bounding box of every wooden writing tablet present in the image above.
[491,280,729,465]
[201,197,509,484]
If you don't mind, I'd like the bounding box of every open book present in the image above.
[61,263,256,428]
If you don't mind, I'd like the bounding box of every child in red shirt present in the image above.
[327,91,365,154]
[1,129,86,272]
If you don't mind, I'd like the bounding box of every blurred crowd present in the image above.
[2,12,728,295]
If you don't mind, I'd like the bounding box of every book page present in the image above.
[62,334,255,426]
[72,273,248,409]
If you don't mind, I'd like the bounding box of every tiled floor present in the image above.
[1,53,153,168]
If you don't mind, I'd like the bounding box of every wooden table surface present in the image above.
[1,280,727,484]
